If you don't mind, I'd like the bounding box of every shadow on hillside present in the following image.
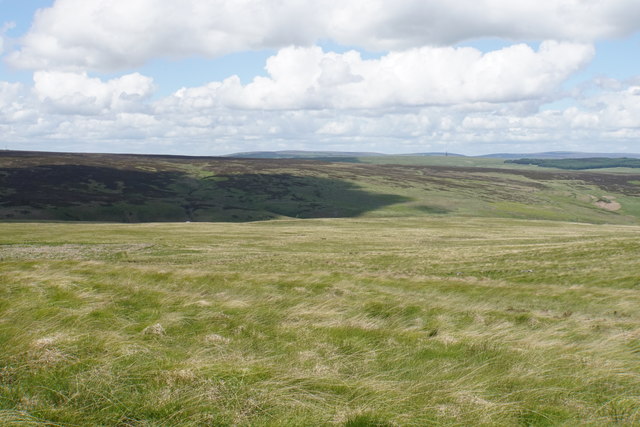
[0,165,409,222]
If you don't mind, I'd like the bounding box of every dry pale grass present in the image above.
[1,217,639,425]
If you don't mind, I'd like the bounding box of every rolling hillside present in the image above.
[2,150,640,224]
[507,157,640,170]
[3,151,640,425]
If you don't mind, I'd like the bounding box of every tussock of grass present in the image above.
[1,218,640,425]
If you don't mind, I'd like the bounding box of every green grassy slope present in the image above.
[2,151,640,224]
[508,157,640,170]
[1,218,640,425]
[357,155,532,168]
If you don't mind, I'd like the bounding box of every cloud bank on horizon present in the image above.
[1,0,640,155]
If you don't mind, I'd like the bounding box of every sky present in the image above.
[1,0,640,156]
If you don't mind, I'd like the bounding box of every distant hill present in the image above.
[226,150,640,160]
[479,151,640,159]
[507,157,640,170]
[405,152,466,157]
[3,150,640,224]
[225,150,385,159]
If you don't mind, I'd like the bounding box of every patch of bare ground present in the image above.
[595,196,622,211]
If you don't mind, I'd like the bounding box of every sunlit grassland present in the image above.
[1,218,640,425]
[356,156,543,169]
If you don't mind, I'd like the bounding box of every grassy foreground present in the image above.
[1,218,640,425]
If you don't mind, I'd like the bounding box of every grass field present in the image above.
[1,218,640,425]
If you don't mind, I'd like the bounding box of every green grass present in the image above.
[507,157,640,170]
[1,218,640,425]
[357,155,540,169]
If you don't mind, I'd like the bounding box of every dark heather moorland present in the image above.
[2,150,640,224]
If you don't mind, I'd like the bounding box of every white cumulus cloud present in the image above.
[567,81,640,129]
[7,0,325,71]
[157,42,594,110]
[3,77,640,155]
[33,71,155,114]
[6,0,639,71]
[327,0,640,49]
[0,82,23,109]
